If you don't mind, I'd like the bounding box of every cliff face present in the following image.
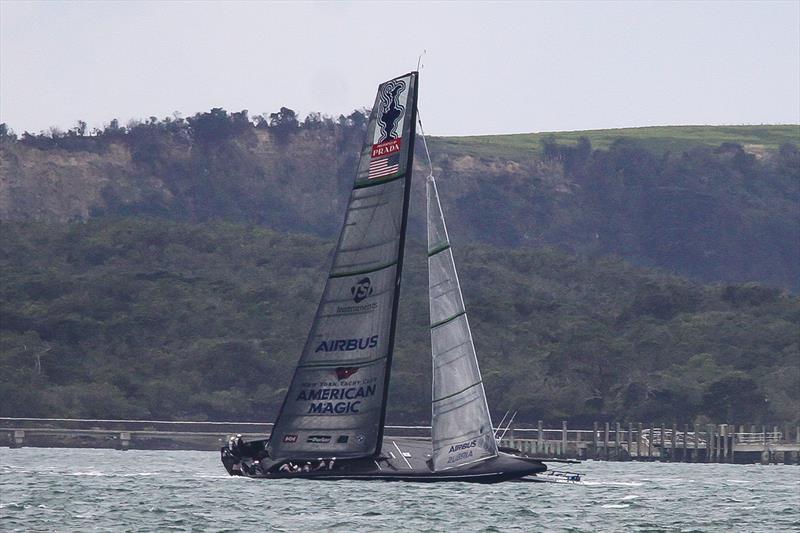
[0,142,129,222]
[1,121,798,290]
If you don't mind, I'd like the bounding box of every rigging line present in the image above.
[497,411,518,442]
[392,441,413,469]
[494,411,510,439]
[417,110,435,178]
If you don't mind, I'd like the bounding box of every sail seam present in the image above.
[348,201,389,212]
[433,340,469,359]
[435,396,482,416]
[430,310,466,329]
[432,380,482,403]
[329,260,397,279]
[339,237,398,254]
[427,243,451,257]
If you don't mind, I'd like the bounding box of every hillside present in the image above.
[1,116,798,291]
[431,125,800,159]
[1,219,798,425]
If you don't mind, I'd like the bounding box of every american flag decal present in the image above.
[368,138,402,179]
[368,154,400,179]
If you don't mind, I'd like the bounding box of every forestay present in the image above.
[268,72,418,461]
[427,175,498,471]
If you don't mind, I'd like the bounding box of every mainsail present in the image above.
[427,175,498,471]
[268,72,418,460]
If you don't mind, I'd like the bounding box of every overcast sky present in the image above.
[1,0,798,136]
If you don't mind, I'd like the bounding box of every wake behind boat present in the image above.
[221,71,548,483]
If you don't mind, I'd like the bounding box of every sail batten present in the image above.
[268,72,418,461]
[427,175,498,472]
[297,356,386,369]
[431,311,467,329]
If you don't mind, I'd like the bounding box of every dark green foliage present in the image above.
[4,114,797,291]
[267,107,300,143]
[1,219,797,426]
[2,114,797,426]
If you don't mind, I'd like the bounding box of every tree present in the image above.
[268,107,299,142]
[0,123,16,141]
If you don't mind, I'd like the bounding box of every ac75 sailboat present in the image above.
[221,71,547,482]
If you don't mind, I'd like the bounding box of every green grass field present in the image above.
[431,125,800,159]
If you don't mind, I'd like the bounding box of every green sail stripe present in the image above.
[427,243,451,257]
[432,380,483,403]
[329,260,397,279]
[353,172,406,189]
[430,310,466,329]
[298,355,387,369]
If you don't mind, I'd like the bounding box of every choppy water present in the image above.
[1,448,798,532]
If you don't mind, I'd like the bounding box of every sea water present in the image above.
[1,448,797,532]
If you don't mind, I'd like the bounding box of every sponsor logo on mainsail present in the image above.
[335,277,377,315]
[297,383,378,414]
[335,301,377,315]
[335,367,359,380]
[376,79,406,143]
[368,152,401,180]
[351,277,373,303]
[314,335,378,353]
[368,78,407,180]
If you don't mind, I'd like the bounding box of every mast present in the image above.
[268,72,418,461]
[375,72,418,453]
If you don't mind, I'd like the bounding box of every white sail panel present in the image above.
[427,175,498,471]
[269,73,418,460]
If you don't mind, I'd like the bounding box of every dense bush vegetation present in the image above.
[2,219,797,426]
[2,112,797,291]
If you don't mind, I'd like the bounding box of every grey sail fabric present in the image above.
[427,175,498,471]
[268,73,418,461]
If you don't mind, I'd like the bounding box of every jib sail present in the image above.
[268,72,418,461]
[427,175,498,471]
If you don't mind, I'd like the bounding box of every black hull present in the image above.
[222,437,546,484]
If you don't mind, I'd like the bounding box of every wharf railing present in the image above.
[1,418,798,464]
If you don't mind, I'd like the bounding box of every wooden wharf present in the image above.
[1,418,798,464]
